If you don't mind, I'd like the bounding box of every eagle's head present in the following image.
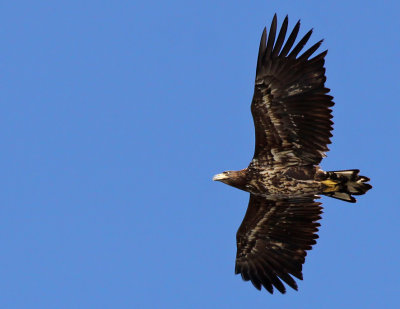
[212,171,233,183]
[213,170,247,190]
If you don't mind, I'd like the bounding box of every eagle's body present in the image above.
[225,165,324,199]
[213,15,371,294]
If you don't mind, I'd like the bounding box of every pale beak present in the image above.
[213,173,228,181]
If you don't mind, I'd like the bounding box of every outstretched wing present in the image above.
[235,194,322,294]
[251,15,334,167]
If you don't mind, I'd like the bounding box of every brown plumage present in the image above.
[213,14,372,294]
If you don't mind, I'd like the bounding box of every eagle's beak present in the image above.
[213,173,228,181]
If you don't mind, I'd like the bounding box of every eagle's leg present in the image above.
[321,179,340,192]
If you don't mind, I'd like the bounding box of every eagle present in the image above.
[213,14,372,294]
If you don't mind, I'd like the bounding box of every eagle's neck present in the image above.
[225,169,249,191]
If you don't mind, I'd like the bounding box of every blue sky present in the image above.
[1,1,400,308]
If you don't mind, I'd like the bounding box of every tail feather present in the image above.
[322,169,372,203]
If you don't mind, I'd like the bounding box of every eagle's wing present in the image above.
[235,194,322,294]
[251,15,334,167]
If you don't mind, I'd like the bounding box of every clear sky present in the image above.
[1,1,400,308]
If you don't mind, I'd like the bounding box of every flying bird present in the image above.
[213,15,372,294]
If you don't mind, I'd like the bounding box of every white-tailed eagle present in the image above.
[213,14,371,294]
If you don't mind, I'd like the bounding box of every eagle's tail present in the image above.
[321,169,372,203]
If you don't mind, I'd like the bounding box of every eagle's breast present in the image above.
[246,166,320,198]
